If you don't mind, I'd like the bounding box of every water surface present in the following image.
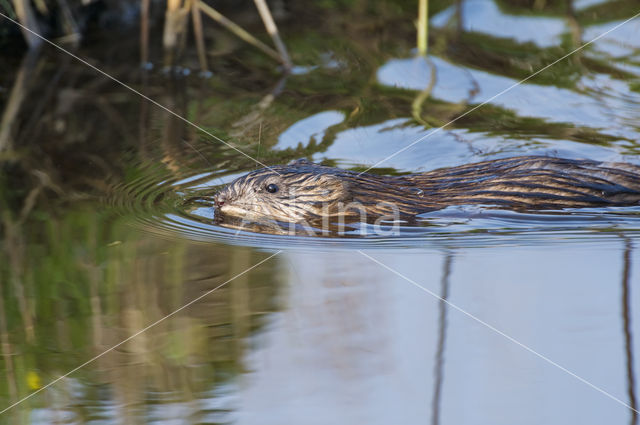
[2,0,640,423]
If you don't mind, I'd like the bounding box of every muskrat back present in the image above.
[213,156,640,223]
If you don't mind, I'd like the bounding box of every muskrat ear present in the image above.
[316,173,351,201]
[288,158,311,166]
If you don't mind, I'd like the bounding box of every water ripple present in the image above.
[104,167,640,250]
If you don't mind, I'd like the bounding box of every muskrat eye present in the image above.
[266,183,278,193]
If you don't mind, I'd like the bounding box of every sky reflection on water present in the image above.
[2,0,640,423]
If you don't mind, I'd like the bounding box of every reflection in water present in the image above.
[275,110,345,150]
[0,50,42,152]
[431,253,452,425]
[0,219,281,421]
[432,0,566,47]
[622,238,638,425]
[230,76,289,142]
[3,0,640,422]
[0,279,17,404]
[584,19,640,58]
[235,251,436,425]
[378,55,640,142]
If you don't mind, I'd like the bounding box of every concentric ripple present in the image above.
[103,164,640,250]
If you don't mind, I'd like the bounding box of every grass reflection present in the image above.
[0,208,280,421]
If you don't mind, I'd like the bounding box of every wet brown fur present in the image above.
[214,156,640,222]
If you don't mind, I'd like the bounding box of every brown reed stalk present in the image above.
[0,274,18,403]
[55,0,80,44]
[191,1,208,72]
[0,51,39,152]
[197,1,282,64]
[140,0,150,65]
[253,0,292,69]
[163,0,190,66]
[11,0,42,48]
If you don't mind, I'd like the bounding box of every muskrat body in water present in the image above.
[213,156,640,223]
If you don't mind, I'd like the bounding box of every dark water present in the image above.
[2,0,640,423]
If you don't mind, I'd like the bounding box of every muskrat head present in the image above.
[213,160,351,223]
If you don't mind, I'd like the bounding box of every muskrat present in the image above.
[213,156,640,223]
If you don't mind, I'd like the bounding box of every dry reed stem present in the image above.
[4,220,35,343]
[140,0,150,65]
[32,0,47,14]
[163,0,190,65]
[191,2,208,71]
[197,1,282,63]
[253,0,292,69]
[55,0,80,44]
[0,279,18,403]
[0,51,39,152]
[230,76,287,138]
[11,0,42,48]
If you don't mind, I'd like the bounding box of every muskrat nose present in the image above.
[213,193,226,208]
